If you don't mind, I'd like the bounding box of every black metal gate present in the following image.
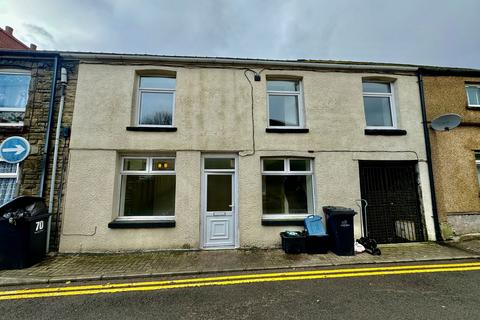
[359,161,425,244]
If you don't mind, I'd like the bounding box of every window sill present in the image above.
[126,126,177,132]
[266,128,309,133]
[467,105,480,110]
[364,128,407,136]
[108,219,176,228]
[0,125,25,133]
[261,219,304,226]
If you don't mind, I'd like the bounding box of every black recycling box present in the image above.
[305,235,329,254]
[304,215,329,254]
[0,196,50,269]
[280,231,306,254]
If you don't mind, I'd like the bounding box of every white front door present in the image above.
[202,156,237,249]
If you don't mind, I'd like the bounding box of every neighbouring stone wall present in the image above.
[423,75,480,238]
[0,56,78,250]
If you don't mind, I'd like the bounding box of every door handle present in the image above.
[228,204,234,208]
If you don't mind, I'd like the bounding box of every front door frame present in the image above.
[200,154,239,249]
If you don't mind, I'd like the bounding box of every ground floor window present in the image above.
[0,161,18,205]
[261,158,314,217]
[120,157,175,218]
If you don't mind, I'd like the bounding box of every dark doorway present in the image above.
[359,161,425,244]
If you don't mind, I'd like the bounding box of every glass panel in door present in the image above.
[207,174,232,212]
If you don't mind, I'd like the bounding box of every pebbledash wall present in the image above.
[0,52,78,250]
[59,56,436,252]
[422,73,480,238]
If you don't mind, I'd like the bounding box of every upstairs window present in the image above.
[476,152,480,188]
[0,71,31,126]
[261,158,314,217]
[466,85,480,108]
[267,79,304,128]
[137,76,175,127]
[362,81,396,128]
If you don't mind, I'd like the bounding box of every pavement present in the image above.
[0,241,479,287]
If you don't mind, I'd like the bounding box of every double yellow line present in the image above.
[1,261,480,300]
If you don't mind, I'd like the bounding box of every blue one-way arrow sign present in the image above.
[0,136,30,164]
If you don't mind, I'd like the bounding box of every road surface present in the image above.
[1,260,479,319]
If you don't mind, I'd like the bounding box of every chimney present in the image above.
[5,26,13,36]
[29,44,37,50]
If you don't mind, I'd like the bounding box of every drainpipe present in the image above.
[417,73,442,241]
[45,67,67,253]
[38,55,59,198]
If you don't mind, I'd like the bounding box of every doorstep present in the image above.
[0,242,479,287]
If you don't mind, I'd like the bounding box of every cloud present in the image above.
[22,23,55,47]
[0,0,479,68]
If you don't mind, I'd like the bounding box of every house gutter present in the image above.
[417,73,442,241]
[60,52,418,72]
[38,55,59,199]
[45,67,67,252]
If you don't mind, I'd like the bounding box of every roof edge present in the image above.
[0,49,59,57]
[58,52,418,72]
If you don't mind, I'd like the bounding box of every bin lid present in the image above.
[304,215,327,236]
[322,206,356,216]
[0,196,48,216]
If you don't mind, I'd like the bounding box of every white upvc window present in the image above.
[0,70,31,127]
[475,152,480,188]
[267,79,305,128]
[261,158,315,220]
[136,76,176,127]
[0,161,18,205]
[466,84,480,108]
[362,81,397,129]
[119,156,176,220]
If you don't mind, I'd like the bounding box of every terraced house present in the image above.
[58,53,438,252]
[0,49,78,250]
[420,67,480,239]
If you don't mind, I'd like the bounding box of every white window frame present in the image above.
[0,161,19,204]
[466,84,480,108]
[136,76,176,128]
[0,69,31,127]
[118,156,176,221]
[475,152,480,189]
[266,79,305,129]
[261,158,315,220]
[362,81,397,129]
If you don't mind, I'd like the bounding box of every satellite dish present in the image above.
[430,113,461,131]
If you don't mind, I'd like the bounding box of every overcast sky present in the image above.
[1,0,479,68]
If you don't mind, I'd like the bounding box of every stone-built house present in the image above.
[420,68,480,239]
[0,50,78,250]
[58,53,437,252]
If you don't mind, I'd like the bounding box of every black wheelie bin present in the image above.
[0,196,50,269]
[323,206,357,256]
